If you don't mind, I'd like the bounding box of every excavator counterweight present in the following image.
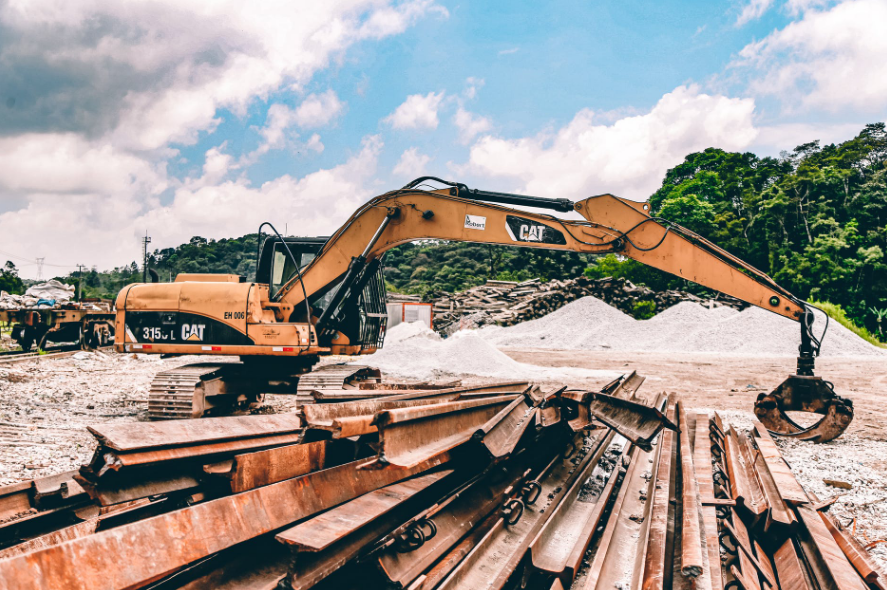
[116,178,852,441]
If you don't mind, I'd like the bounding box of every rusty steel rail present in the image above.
[676,402,705,581]
[529,429,625,582]
[0,455,449,590]
[436,431,605,590]
[3,380,882,590]
[370,395,518,468]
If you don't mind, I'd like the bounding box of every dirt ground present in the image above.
[1,348,885,564]
[503,349,887,441]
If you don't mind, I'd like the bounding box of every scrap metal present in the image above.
[0,376,880,590]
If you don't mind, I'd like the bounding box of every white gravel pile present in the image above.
[479,297,885,357]
[359,322,621,383]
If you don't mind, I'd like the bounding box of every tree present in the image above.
[0,261,24,294]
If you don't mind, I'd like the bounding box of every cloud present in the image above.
[245,91,343,162]
[384,92,445,129]
[498,48,519,56]
[463,85,757,200]
[393,147,432,177]
[291,90,345,129]
[0,0,443,277]
[0,133,165,196]
[734,0,887,112]
[736,0,775,25]
[453,108,492,144]
[0,136,383,274]
[463,77,485,100]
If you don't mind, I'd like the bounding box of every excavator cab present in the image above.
[255,236,327,299]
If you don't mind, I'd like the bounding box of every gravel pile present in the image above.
[479,297,885,357]
[359,322,621,383]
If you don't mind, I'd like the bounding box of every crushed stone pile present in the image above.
[478,296,885,357]
[356,322,621,383]
[427,276,746,336]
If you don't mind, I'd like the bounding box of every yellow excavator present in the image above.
[115,177,852,441]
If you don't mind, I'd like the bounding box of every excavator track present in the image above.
[148,362,382,420]
[148,364,233,420]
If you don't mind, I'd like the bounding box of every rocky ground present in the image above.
[1,347,885,566]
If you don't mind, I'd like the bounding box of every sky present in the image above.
[0,0,885,278]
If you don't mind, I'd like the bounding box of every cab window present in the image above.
[270,244,316,298]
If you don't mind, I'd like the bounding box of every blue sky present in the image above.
[0,0,884,276]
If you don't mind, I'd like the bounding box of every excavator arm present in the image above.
[273,177,849,442]
[277,180,803,322]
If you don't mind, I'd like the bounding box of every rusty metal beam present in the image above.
[530,429,624,582]
[87,414,302,451]
[753,422,809,505]
[676,402,705,580]
[277,470,452,552]
[638,404,676,590]
[795,504,869,590]
[473,396,536,460]
[748,436,795,534]
[576,441,653,589]
[375,459,529,589]
[436,431,602,590]
[0,454,448,590]
[204,441,328,493]
[723,426,767,518]
[280,472,455,590]
[586,393,677,452]
[371,396,518,468]
[693,413,723,589]
[819,511,883,584]
[773,537,815,590]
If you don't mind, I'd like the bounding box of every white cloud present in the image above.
[734,0,887,112]
[393,147,432,177]
[453,108,492,144]
[304,134,325,153]
[736,0,775,25]
[752,121,864,154]
[0,0,444,277]
[384,92,445,129]
[0,136,383,275]
[498,48,519,56]
[463,77,485,100]
[246,91,343,162]
[292,90,345,129]
[0,133,165,196]
[464,85,757,200]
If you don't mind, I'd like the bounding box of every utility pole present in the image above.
[76,264,86,301]
[142,231,152,283]
[36,258,44,281]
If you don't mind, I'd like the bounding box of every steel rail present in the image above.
[529,429,625,582]
[676,402,705,580]
[637,403,676,590]
[0,455,449,590]
[436,431,605,590]
[693,413,724,589]
[370,396,519,468]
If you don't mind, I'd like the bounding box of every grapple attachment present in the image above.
[753,308,853,443]
[754,375,853,443]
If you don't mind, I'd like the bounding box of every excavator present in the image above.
[115,177,853,442]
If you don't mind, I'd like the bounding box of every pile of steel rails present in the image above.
[0,374,883,590]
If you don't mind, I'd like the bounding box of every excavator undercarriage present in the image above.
[118,177,854,441]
